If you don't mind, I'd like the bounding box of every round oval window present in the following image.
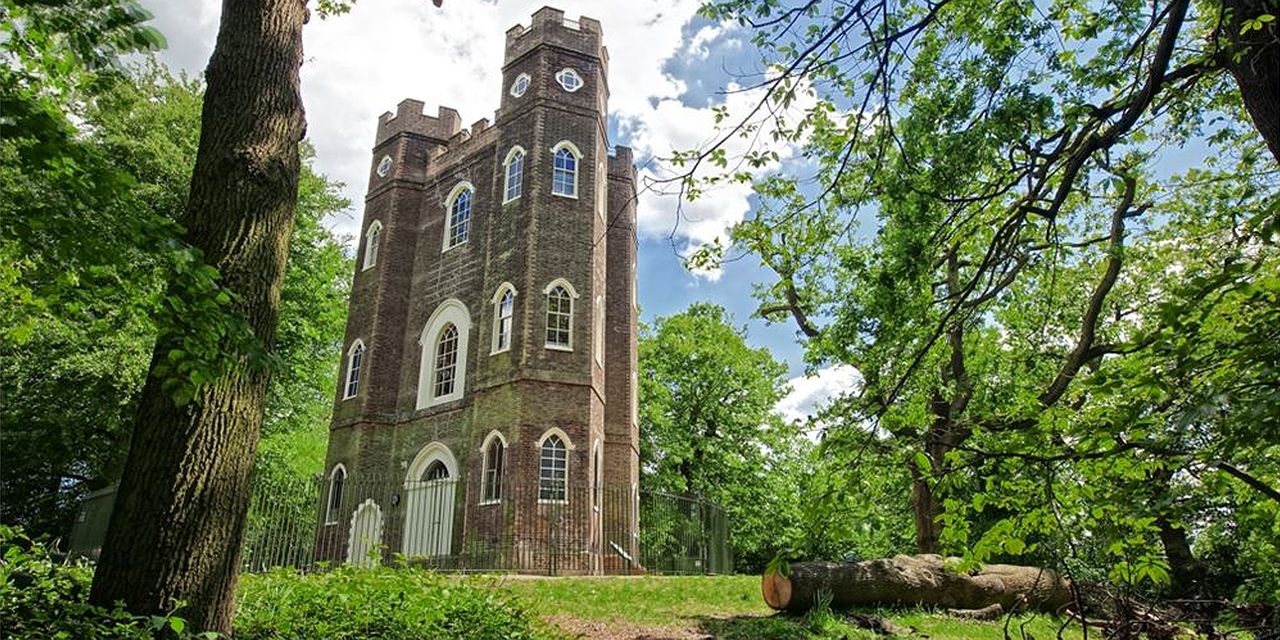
[376,155,393,177]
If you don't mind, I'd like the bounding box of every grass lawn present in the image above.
[494,574,1086,639]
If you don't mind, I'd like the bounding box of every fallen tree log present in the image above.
[762,555,1072,614]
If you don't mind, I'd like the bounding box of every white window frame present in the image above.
[478,430,507,505]
[442,181,475,252]
[376,155,393,177]
[536,428,576,504]
[490,282,517,355]
[510,72,531,98]
[343,339,365,400]
[362,220,383,271]
[417,299,470,409]
[555,67,583,93]
[325,463,347,525]
[543,278,579,351]
[550,140,581,199]
[597,161,606,220]
[502,146,525,204]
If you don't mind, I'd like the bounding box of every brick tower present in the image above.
[320,7,640,574]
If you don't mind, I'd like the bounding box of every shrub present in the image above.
[234,567,551,639]
[0,525,207,639]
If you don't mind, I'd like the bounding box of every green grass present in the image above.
[497,574,1087,639]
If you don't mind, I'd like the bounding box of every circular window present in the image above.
[555,68,583,93]
[510,73,531,98]
[376,155,393,177]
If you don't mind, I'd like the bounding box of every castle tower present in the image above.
[320,7,639,574]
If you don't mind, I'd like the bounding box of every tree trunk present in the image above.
[909,462,943,554]
[1223,0,1280,165]
[88,0,306,633]
[762,556,1073,614]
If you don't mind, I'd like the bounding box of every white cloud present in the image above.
[775,365,861,426]
[142,0,712,243]
[140,0,810,269]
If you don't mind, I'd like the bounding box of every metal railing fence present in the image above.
[240,472,731,576]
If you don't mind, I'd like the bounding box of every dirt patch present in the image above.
[544,614,713,639]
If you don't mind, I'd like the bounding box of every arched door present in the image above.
[404,443,457,558]
[347,499,383,567]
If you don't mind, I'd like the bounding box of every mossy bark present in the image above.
[88,0,307,633]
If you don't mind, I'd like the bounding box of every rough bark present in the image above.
[762,556,1073,614]
[88,0,306,633]
[1223,0,1280,165]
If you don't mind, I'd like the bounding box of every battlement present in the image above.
[376,99,462,147]
[505,6,606,67]
[608,147,636,179]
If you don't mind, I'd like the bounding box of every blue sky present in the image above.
[141,0,856,421]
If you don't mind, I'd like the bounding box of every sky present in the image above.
[140,0,856,425]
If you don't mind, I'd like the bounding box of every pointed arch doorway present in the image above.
[403,442,458,558]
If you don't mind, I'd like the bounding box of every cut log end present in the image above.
[762,570,792,610]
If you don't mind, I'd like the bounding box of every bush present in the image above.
[234,567,552,639]
[0,525,207,639]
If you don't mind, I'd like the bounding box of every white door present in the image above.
[404,460,455,557]
[347,499,383,567]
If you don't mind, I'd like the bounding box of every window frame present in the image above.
[510,72,531,97]
[490,282,517,355]
[432,323,460,399]
[542,278,579,351]
[536,428,575,504]
[502,146,525,204]
[325,463,347,525]
[442,181,475,252]
[550,140,581,199]
[362,220,383,271]
[343,339,365,400]
[417,299,471,409]
[555,67,583,93]
[478,430,507,505]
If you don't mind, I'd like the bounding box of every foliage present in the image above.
[234,568,549,640]
[638,303,809,570]
[0,526,213,639]
[0,61,352,540]
[677,0,1280,608]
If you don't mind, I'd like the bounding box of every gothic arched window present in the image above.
[417,299,470,409]
[480,431,506,504]
[363,220,382,270]
[326,464,346,524]
[491,283,516,354]
[433,323,459,398]
[503,147,524,203]
[444,183,473,250]
[343,340,365,400]
[538,432,569,502]
[543,279,578,350]
[551,141,580,198]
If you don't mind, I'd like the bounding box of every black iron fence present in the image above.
[240,472,731,576]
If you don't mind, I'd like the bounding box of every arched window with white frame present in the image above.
[503,146,525,203]
[543,279,578,351]
[491,283,516,354]
[479,431,506,504]
[326,463,347,524]
[550,141,580,198]
[443,182,474,251]
[537,429,574,502]
[343,340,365,400]
[417,300,470,409]
[362,220,383,270]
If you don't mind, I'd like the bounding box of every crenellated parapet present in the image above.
[504,6,608,69]
[607,147,635,180]
[376,99,463,147]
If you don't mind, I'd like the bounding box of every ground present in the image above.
[497,574,1086,639]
